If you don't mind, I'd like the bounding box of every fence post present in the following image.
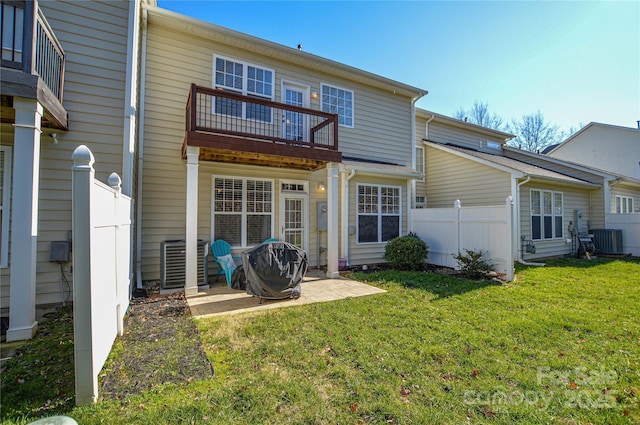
[108,173,124,336]
[505,196,514,282]
[71,145,98,406]
[453,199,461,269]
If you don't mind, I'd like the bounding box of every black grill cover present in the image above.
[241,241,307,299]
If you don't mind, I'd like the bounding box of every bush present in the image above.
[384,235,429,270]
[453,249,493,279]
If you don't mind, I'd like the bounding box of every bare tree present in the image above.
[507,111,564,152]
[453,101,504,130]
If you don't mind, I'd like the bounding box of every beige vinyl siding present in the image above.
[425,146,511,208]
[519,183,592,259]
[347,175,408,266]
[0,1,130,309]
[428,121,505,152]
[551,125,640,180]
[0,135,13,308]
[145,23,414,167]
[588,187,606,229]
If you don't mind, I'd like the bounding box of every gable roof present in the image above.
[546,122,640,155]
[144,4,428,99]
[426,142,600,188]
[416,108,514,141]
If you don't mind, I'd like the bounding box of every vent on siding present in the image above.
[160,240,208,289]
[592,229,623,254]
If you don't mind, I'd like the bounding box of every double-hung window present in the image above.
[214,56,274,122]
[531,189,563,240]
[0,146,11,267]
[321,83,354,127]
[357,184,401,243]
[416,146,425,181]
[212,177,273,248]
[615,196,634,214]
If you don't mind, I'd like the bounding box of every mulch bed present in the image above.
[99,291,214,400]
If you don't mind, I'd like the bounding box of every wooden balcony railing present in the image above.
[1,0,65,103]
[185,85,340,164]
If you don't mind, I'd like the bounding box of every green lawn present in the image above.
[2,257,639,424]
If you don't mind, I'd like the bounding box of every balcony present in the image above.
[183,84,342,171]
[1,0,67,129]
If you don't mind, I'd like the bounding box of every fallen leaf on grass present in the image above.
[349,402,359,413]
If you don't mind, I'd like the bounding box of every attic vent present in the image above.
[160,240,208,289]
[592,229,623,254]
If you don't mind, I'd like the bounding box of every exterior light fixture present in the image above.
[318,182,326,192]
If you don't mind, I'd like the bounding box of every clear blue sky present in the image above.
[159,1,640,132]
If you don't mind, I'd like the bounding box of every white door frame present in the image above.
[279,188,309,254]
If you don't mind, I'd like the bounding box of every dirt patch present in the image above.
[99,291,214,399]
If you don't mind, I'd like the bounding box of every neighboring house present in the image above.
[1,0,141,341]
[415,109,640,261]
[547,122,640,181]
[546,122,640,213]
[137,4,426,292]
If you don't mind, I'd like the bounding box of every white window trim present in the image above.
[320,82,355,128]
[210,175,275,248]
[212,54,276,122]
[356,183,402,244]
[615,195,634,214]
[415,146,425,182]
[530,189,563,240]
[0,146,11,268]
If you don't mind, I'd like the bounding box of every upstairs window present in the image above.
[531,189,563,240]
[321,83,354,127]
[416,146,425,181]
[214,56,274,122]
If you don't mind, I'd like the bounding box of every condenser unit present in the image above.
[592,229,623,255]
[160,239,208,289]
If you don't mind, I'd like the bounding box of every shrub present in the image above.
[453,249,493,279]
[384,235,429,270]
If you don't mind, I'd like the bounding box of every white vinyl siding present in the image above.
[531,189,563,240]
[357,184,401,243]
[212,176,274,248]
[321,83,354,128]
[0,146,11,268]
[615,196,634,214]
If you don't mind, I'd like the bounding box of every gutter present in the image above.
[135,8,149,290]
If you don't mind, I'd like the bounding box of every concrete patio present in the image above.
[186,270,386,319]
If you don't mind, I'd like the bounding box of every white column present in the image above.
[326,163,339,278]
[7,98,43,342]
[185,146,200,295]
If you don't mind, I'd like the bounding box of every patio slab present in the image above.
[186,272,386,319]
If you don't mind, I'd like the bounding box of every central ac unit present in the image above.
[592,229,623,254]
[160,239,208,289]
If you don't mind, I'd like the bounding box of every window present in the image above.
[416,146,424,181]
[531,189,563,240]
[214,56,274,122]
[1,2,24,63]
[615,196,634,214]
[212,177,273,248]
[357,184,401,243]
[0,146,11,267]
[415,196,426,208]
[321,83,354,127]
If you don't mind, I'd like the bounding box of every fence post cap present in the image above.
[108,172,122,190]
[71,145,94,169]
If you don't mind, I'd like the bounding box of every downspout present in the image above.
[341,169,356,265]
[135,8,148,290]
[516,176,545,266]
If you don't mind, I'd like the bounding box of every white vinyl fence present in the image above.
[605,213,640,256]
[71,145,132,405]
[411,197,514,281]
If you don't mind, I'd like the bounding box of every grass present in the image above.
[1,257,639,424]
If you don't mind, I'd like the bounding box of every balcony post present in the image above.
[326,162,340,279]
[185,146,200,295]
[7,97,43,342]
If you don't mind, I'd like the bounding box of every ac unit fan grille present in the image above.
[160,240,208,289]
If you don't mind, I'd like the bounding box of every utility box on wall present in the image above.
[317,201,328,231]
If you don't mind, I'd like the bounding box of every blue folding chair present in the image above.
[210,240,240,286]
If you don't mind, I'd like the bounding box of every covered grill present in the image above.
[240,241,308,301]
